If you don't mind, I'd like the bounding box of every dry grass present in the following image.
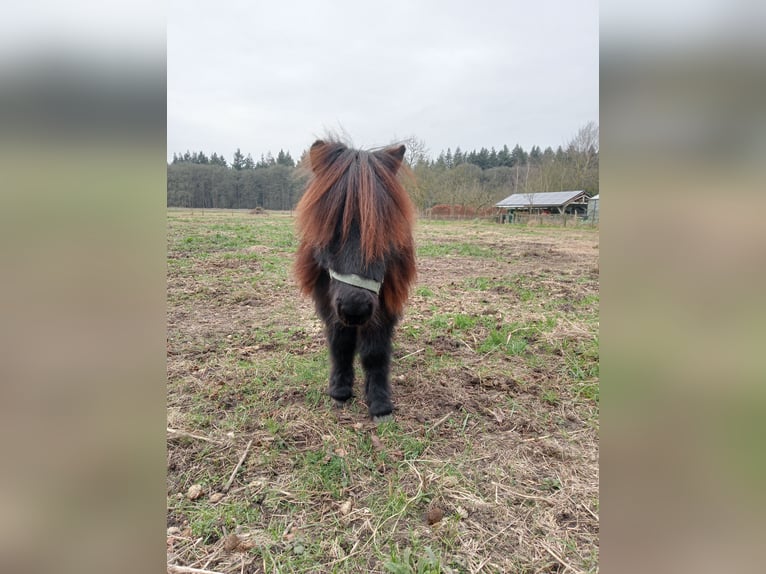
[167,209,599,573]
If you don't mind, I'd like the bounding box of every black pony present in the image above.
[295,140,416,421]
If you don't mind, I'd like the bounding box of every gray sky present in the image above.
[168,0,598,164]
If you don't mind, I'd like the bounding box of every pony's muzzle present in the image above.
[335,289,376,326]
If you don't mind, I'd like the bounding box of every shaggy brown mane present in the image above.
[295,139,416,316]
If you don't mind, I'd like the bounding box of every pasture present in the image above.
[167,210,599,573]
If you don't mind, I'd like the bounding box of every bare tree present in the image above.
[397,135,429,167]
[521,121,599,198]
[570,121,599,154]
[568,122,599,192]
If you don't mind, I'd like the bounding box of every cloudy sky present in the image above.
[168,0,598,163]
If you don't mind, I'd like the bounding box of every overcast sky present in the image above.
[168,0,598,164]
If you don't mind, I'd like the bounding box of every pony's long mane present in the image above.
[295,140,416,316]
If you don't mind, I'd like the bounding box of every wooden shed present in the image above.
[495,190,589,223]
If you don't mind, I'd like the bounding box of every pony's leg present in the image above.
[359,322,394,420]
[327,323,357,405]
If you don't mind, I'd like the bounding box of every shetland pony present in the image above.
[294,140,416,420]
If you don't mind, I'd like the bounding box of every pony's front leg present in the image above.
[327,323,357,405]
[359,323,394,421]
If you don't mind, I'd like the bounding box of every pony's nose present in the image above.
[336,293,374,326]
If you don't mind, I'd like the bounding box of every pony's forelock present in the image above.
[295,139,416,316]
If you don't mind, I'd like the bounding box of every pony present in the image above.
[294,139,416,421]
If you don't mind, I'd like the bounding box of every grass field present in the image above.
[167,209,599,574]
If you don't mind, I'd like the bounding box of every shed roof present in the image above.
[495,190,587,208]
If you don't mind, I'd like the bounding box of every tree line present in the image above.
[167,147,306,210]
[166,122,598,214]
[171,148,296,169]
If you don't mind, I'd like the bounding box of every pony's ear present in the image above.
[309,140,347,173]
[309,140,326,173]
[378,145,406,173]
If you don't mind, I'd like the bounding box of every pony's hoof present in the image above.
[332,398,350,409]
[373,414,394,424]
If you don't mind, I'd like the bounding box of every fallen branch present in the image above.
[505,325,537,344]
[491,481,555,503]
[471,554,493,573]
[519,434,552,442]
[458,338,476,353]
[320,538,362,568]
[476,521,514,548]
[168,565,226,574]
[580,502,599,522]
[167,428,224,444]
[396,348,424,362]
[540,542,584,574]
[430,411,454,431]
[223,439,253,492]
[561,316,594,335]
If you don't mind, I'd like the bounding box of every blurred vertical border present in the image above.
[0,2,166,573]
[601,1,766,572]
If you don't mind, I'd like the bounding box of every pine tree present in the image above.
[511,144,527,166]
[210,153,228,167]
[444,148,453,169]
[244,153,255,170]
[497,145,511,167]
[476,147,491,169]
[232,148,245,171]
[275,149,295,167]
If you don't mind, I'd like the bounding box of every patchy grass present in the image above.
[167,208,599,573]
[417,242,496,259]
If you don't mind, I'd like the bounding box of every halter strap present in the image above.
[328,269,382,295]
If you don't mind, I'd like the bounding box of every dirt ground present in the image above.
[167,210,599,574]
